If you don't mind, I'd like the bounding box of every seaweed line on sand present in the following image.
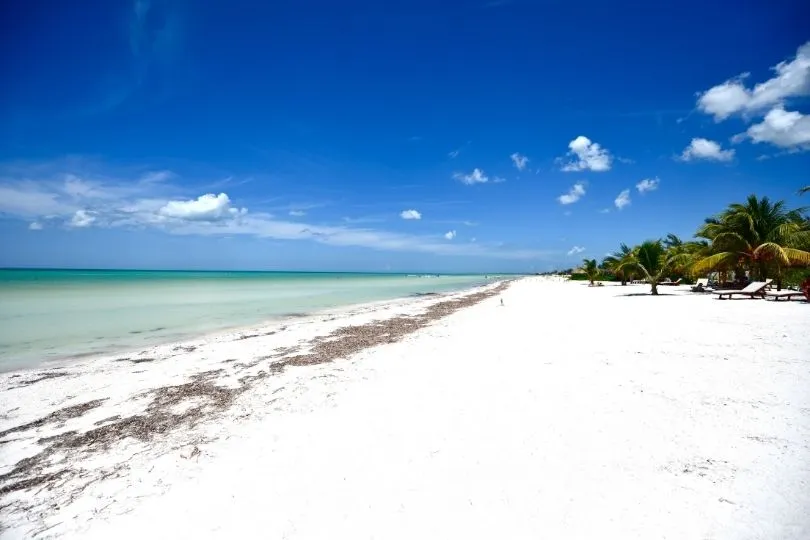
[6,371,69,390]
[0,281,510,520]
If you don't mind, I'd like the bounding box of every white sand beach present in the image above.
[1,277,809,539]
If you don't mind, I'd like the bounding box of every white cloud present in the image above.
[557,182,586,205]
[696,76,752,121]
[289,210,306,217]
[636,177,660,193]
[492,176,506,183]
[697,42,810,120]
[140,170,174,184]
[679,138,735,162]
[599,208,610,214]
[70,210,96,228]
[0,161,561,260]
[510,152,529,171]
[567,246,585,256]
[453,168,489,185]
[560,136,612,172]
[737,106,810,150]
[614,189,631,210]
[0,186,68,217]
[444,230,456,240]
[159,193,247,222]
[29,221,43,230]
[400,209,422,220]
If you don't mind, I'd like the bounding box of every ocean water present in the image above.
[0,269,494,372]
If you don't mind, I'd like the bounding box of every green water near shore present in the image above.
[0,269,496,372]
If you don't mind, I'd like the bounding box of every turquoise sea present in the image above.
[0,269,495,372]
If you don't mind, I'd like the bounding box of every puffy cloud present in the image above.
[737,106,810,150]
[510,152,529,171]
[567,246,585,256]
[560,136,612,172]
[158,193,247,221]
[614,189,631,210]
[400,209,422,220]
[697,42,810,120]
[444,230,456,240]
[679,138,735,162]
[696,76,753,121]
[70,210,96,228]
[557,182,586,205]
[29,221,43,230]
[453,168,489,185]
[636,177,660,193]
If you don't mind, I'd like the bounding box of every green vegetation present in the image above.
[590,192,810,295]
[602,243,634,285]
[581,259,600,286]
[613,240,687,295]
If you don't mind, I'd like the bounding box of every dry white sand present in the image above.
[2,278,809,539]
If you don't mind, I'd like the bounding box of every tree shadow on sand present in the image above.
[619,292,678,297]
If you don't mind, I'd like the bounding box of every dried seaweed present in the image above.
[8,372,68,389]
[0,400,106,439]
[267,281,510,372]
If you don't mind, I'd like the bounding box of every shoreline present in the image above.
[0,278,500,375]
[0,279,512,535]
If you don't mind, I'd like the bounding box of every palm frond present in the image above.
[781,247,810,266]
[691,252,740,274]
[753,242,790,265]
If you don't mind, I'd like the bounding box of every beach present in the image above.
[1,277,809,539]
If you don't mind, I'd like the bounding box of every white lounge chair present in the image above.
[765,290,807,302]
[712,279,772,300]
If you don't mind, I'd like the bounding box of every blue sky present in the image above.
[1,0,808,273]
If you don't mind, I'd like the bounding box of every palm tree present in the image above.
[663,234,711,279]
[615,240,685,295]
[602,243,634,285]
[582,258,600,286]
[693,195,810,288]
[800,186,810,195]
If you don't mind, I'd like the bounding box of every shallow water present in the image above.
[0,270,495,371]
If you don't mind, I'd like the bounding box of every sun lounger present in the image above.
[660,278,682,286]
[765,290,807,301]
[712,280,772,300]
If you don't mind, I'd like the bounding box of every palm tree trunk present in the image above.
[650,282,659,295]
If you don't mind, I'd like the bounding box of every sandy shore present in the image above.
[2,277,809,539]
